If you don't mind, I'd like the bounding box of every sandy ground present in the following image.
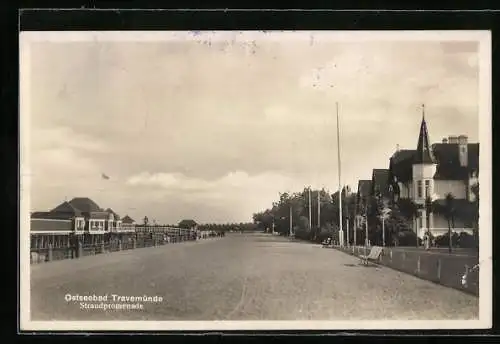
[29,233,478,321]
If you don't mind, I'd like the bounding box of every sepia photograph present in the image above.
[19,30,492,331]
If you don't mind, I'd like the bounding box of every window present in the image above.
[424,180,430,198]
[417,180,423,198]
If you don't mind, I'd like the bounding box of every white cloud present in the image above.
[126,170,298,194]
[25,36,481,223]
[32,126,109,153]
[124,170,310,219]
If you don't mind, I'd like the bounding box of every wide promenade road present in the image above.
[30,233,478,321]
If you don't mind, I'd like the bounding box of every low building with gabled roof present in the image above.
[121,215,135,224]
[371,169,391,200]
[356,180,372,202]
[122,215,136,231]
[354,180,372,230]
[30,197,133,235]
[120,215,136,232]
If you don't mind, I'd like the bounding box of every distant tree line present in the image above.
[196,222,258,232]
[138,218,257,232]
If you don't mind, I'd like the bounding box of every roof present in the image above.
[389,150,415,183]
[371,169,390,198]
[68,197,102,213]
[414,115,435,164]
[121,215,135,224]
[357,180,372,198]
[50,201,82,216]
[105,208,121,221]
[31,211,75,220]
[391,149,416,165]
[389,143,479,182]
[31,218,73,231]
[432,143,479,180]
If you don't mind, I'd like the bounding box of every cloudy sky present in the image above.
[22,31,481,224]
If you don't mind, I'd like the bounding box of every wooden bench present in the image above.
[321,238,332,248]
[358,246,383,265]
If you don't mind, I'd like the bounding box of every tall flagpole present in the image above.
[317,190,321,231]
[337,102,344,247]
[308,187,312,231]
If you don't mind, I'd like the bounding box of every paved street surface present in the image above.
[30,233,478,321]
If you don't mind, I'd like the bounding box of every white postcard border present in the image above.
[19,30,492,331]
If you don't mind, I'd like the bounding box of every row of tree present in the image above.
[252,181,480,249]
[252,187,349,241]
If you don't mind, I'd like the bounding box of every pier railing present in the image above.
[30,230,225,265]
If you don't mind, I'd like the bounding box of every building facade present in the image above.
[388,115,479,238]
[355,180,372,230]
[30,197,135,252]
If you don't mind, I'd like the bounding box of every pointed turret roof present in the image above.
[414,107,435,164]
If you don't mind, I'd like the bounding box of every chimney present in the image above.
[442,138,448,144]
[458,135,468,145]
[458,135,468,167]
[448,135,459,144]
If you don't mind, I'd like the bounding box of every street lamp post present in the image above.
[346,217,349,247]
[382,216,385,247]
[317,189,321,241]
[364,200,369,256]
[380,208,391,247]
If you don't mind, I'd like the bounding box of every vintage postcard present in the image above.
[19,30,492,332]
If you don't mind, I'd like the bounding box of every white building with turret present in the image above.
[388,113,479,238]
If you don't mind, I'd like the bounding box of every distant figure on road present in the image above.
[69,233,79,259]
[424,232,431,250]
